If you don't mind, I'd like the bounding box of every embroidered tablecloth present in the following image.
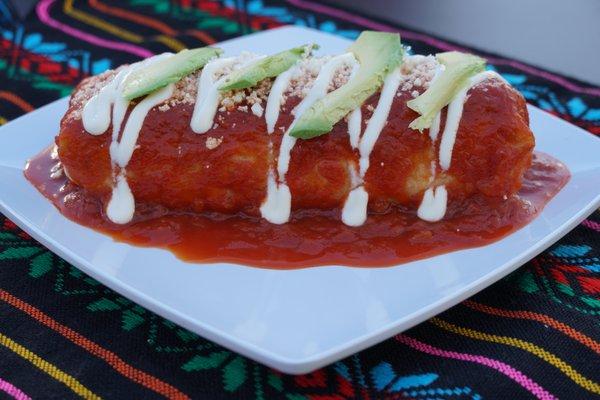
[1,1,599,399]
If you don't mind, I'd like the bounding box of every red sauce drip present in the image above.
[25,148,569,269]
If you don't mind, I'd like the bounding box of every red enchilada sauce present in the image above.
[25,147,569,269]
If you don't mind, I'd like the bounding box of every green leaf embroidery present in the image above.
[129,0,170,13]
[32,81,72,97]
[557,282,575,296]
[581,296,600,308]
[223,356,247,392]
[516,270,539,294]
[69,266,84,278]
[87,298,121,312]
[182,351,230,371]
[0,247,41,260]
[116,296,132,306]
[267,372,284,392]
[122,309,145,331]
[286,394,310,400]
[83,276,101,286]
[29,252,53,278]
[176,328,199,343]
[0,232,17,240]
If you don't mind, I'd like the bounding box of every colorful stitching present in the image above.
[0,91,34,112]
[0,332,101,400]
[62,0,185,51]
[430,318,600,395]
[0,289,191,400]
[396,334,555,400]
[36,0,153,58]
[463,301,600,354]
[0,377,31,400]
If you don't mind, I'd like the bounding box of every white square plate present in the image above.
[1,27,599,374]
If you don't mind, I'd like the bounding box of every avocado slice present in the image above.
[407,51,486,131]
[219,44,318,91]
[122,47,222,100]
[289,31,403,140]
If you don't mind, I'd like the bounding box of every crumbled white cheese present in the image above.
[251,102,264,117]
[206,136,223,150]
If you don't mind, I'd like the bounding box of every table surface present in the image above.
[0,1,598,399]
[326,0,600,85]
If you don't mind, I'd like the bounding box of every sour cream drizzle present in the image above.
[265,67,295,134]
[191,54,266,134]
[105,171,135,224]
[417,186,447,222]
[111,84,174,168]
[82,53,172,135]
[278,53,357,178]
[82,72,121,135]
[347,108,362,149]
[82,53,174,224]
[438,70,499,170]
[345,62,362,149]
[261,53,358,224]
[418,70,501,222]
[341,66,403,226]
[190,57,237,134]
[358,67,403,177]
